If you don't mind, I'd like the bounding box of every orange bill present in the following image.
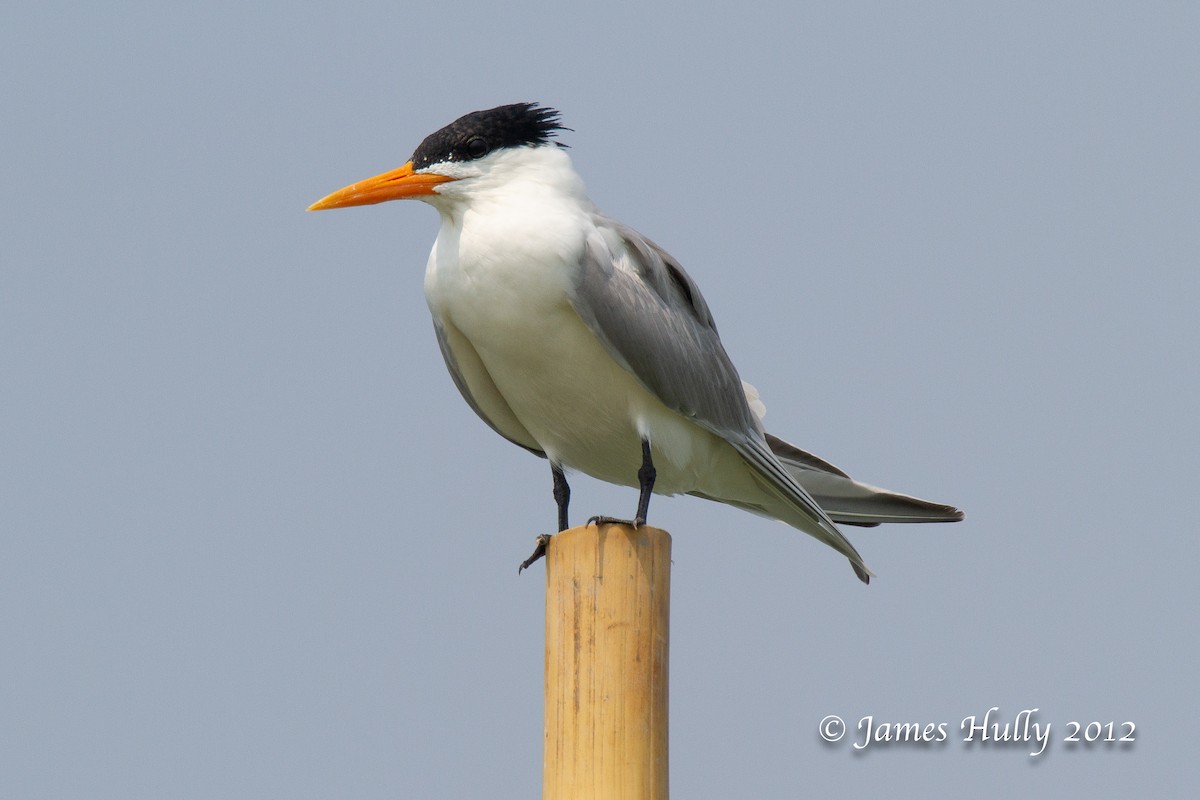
[308,161,455,210]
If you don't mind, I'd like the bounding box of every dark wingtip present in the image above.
[853,562,871,585]
[940,506,966,522]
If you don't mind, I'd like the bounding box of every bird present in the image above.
[308,102,963,583]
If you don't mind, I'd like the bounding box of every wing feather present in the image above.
[568,217,872,582]
[570,218,759,439]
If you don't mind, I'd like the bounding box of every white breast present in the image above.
[425,210,720,491]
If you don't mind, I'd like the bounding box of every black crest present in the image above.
[411,103,568,170]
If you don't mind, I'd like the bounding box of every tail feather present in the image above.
[766,433,965,527]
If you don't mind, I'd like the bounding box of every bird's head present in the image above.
[308,103,571,212]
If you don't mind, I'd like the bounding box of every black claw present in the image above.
[588,514,621,527]
[518,534,551,573]
[587,514,641,528]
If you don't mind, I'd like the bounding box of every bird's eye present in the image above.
[465,136,489,159]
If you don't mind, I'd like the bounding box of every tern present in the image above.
[309,103,963,583]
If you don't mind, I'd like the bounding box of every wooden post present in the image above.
[543,523,671,800]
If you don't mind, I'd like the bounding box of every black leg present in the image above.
[552,463,570,532]
[634,438,656,526]
[587,438,657,529]
[519,463,570,574]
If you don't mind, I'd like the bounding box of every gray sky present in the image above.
[2,2,1196,797]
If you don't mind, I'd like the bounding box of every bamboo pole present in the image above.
[543,522,671,800]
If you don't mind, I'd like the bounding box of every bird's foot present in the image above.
[518,534,552,573]
[587,514,646,529]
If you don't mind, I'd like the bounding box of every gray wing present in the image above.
[569,217,872,582]
[572,218,760,438]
